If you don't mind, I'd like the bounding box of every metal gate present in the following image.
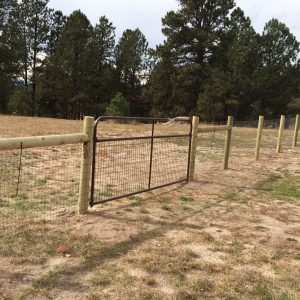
[90,116,192,206]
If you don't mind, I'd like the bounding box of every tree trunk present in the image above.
[31,14,38,116]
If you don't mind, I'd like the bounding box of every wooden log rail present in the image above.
[198,125,232,133]
[0,133,89,151]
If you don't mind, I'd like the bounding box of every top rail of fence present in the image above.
[0,133,89,151]
[95,116,191,126]
[94,116,193,139]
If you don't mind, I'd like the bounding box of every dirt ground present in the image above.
[0,115,299,299]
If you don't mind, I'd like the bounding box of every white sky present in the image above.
[48,0,300,48]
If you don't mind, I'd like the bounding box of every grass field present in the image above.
[0,115,299,299]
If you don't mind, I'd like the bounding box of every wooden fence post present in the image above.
[223,116,233,170]
[189,116,199,181]
[255,116,264,161]
[276,115,285,154]
[78,116,94,215]
[293,114,299,147]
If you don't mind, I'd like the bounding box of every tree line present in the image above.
[1,0,299,121]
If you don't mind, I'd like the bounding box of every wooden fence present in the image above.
[0,114,298,216]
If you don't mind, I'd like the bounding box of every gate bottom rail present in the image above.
[90,179,188,206]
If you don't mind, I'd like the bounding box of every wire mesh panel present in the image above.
[93,139,151,202]
[90,117,192,206]
[0,144,81,230]
[197,130,225,167]
[229,118,297,168]
[149,136,190,187]
[0,116,85,231]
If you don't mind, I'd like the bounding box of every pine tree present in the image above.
[89,16,118,114]
[106,92,130,116]
[257,19,300,118]
[14,0,51,115]
[115,28,149,115]
[0,0,20,112]
[46,10,93,119]
[151,0,235,117]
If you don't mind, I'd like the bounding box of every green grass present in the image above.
[36,176,51,186]
[130,202,143,208]
[158,196,169,203]
[100,184,117,197]
[16,193,28,200]
[255,283,292,300]
[0,198,9,208]
[179,196,194,202]
[162,205,171,211]
[182,206,192,211]
[128,196,143,201]
[258,174,300,199]
[224,192,248,204]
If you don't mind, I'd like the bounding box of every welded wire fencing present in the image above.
[0,116,83,230]
[196,130,225,172]
[0,145,82,230]
[230,117,297,168]
[91,117,192,206]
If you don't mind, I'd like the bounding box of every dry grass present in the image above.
[0,115,299,299]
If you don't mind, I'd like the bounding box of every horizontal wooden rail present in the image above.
[0,133,89,151]
[198,125,232,133]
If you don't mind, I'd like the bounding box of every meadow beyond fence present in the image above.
[0,114,299,230]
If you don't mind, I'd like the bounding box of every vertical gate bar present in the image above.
[148,121,155,189]
[186,118,193,181]
[89,123,97,207]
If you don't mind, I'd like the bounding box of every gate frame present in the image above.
[90,116,192,207]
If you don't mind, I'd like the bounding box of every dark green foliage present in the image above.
[256,19,300,118]
[0,0,20,112]
[106,93,130,116]
[14,0,52,115]
[89,16,118,113]
[0,0,299,119]
[40,10,93,119]
[115,28,149,116]
[147,0,300,120]
[8,86,31,115]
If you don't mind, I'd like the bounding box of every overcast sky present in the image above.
[48,0,300,48]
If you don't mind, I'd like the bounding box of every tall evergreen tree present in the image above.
[37,10,66,117]
[198,7,261,120]
[162,0,235,65]
[226,7,260,119]
[143,47,175,117]
[14,0,51,115]
[115,28,149,115]
[151,0,235,117]
[257,19,300,118]
[93,16,115,71]
[49,10,93,119]
[0,0,20,112]
[47,10,66,56]
[89,16,117,114]
[0,0,299,120]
